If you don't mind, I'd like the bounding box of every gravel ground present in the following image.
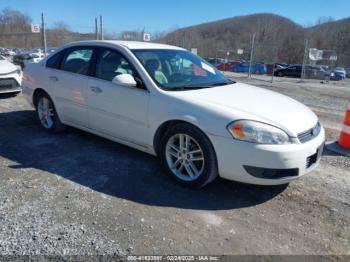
[0,75,349,257]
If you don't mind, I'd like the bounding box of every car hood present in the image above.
[174,82,318,137]
[0,60,18,74]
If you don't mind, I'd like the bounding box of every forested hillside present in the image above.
[161,14,350,65]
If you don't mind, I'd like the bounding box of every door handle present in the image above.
[90,86,102,94]
[49,76,58,82]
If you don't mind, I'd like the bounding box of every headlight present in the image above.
[227,120,292,145]
[8,69,21,75]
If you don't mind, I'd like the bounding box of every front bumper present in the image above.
[0,73,22,94]
[209,127,325,185]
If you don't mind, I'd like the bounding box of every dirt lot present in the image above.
[0,75,349,256]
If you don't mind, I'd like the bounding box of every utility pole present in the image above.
[99,15,104,40]
[182,33,185,49]
[95,18,98,40]
[271,63,275,83]
[248,33,256,78]
[141,27,145,41]
[301,39,309,81]
[41,12,47,55]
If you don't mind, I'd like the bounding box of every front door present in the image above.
[87,48,150,146]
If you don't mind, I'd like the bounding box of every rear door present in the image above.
[48,46,94,128]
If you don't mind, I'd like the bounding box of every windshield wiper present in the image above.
[208,80,236,87]
[170,85,213,91]
[168,80,235,91]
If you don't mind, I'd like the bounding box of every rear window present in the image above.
[60,48,94,75]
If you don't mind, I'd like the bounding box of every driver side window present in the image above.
[95,49,135,81]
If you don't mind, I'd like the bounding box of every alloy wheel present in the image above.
[165,134,205,181]
[37,97,54,129]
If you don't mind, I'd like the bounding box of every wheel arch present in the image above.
[153,118,212,157]
[32,88,50,108]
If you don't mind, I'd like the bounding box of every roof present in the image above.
[64,40,184,51]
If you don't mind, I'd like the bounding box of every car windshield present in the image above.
[132,49,234,90]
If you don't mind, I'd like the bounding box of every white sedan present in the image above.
[0,55,22,94]
[22,41,325,187]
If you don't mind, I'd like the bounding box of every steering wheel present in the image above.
[170,73,192,83]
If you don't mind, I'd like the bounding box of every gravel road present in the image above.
[0,75,349,257]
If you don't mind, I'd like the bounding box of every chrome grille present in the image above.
[298,122,321,143]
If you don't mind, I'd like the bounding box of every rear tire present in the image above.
[160,123,218,188]
[35,92,66,133]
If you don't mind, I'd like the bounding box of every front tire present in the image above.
[35,92,66,133]
[160,123,218,188]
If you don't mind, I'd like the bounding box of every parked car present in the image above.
[216,61,240,71]
[12,53,34,69]
[23,41,325,188]
[345,68,350,78]
[274,65,335,80]
[230,62,267,75]
[312,66,332,80]
[9,49,16,56]
[12,48,22,55]
[305,66,345,81]
[333,67,346,80]
[29,49,45,60]
[1,48,16,56]
[276,63,289,68]
[330,70,346,81]
[304,65,322,78]
[205,58,225,66]
[274,65,302,78]
[266,63,288,75]
[13,51,45,69]
[48,48,57,54]
[0,55,22,94]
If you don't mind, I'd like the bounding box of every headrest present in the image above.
[145,59,160,72]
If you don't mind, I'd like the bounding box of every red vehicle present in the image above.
[216,61,241,71]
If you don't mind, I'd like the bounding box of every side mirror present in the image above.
[112,74,137,88]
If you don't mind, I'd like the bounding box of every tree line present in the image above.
[160,14,350,67]
[0,8,97,49]
[1,8,349,67]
